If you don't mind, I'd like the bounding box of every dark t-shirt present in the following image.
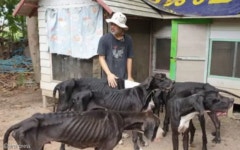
[97,33,134,79]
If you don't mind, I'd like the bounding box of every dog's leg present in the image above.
[198,115,208,150]
[138,133,148,147]
[41,146,44,150]
[12,131,31,150]
[163,117,170,136]
[152,98,160,117]
[182,129,190,150]
[172,130,179,150]
[163,105,170,136]
[208,112,221,143]
[132,131,141,150]
[189,120,196,146]
[60,143,66,150]
[171,115,181,150]
[98,138,120,150]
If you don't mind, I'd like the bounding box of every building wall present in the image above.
[127,18,151,82]
[208,19,240,90]
[175,23,208,82]
[208,19,240,118]
[152,19,172,77]
[210,19,240,40]
[152,19,240,118]
[38,0,101,106]
[37,0,153,107]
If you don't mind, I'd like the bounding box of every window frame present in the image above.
[152,37,171,76]
[208,39,240,78]
[207,38,240,89]
[51,54,93,81]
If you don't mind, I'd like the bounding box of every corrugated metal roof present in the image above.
[100,0,167,19]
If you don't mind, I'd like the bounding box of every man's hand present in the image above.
[107,73,118,88]
[127,77,134,81]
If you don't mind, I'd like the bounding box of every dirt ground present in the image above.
[1,85,240,150]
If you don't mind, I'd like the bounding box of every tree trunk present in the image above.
[26,17,40,83]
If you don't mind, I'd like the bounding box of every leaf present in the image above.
[0,0,26,41]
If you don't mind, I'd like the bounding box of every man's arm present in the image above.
[127,58,134,81]
[98,55,118,88]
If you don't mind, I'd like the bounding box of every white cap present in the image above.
[106,12,128,29]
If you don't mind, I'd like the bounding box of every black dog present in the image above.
[3,109,162,150]
[53,77,124,112]
[60,73,173,150]
[154,82,240,144]
[168,90,234,150]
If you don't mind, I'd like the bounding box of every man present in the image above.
[97,12,134,88]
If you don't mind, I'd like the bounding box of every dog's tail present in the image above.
[3,124,21,150]
[53,83,60,112]
[217,89,240,99]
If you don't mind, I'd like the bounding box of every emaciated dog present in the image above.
[53,77,125,112]
[58,73,173,150]
[3,109,162,150]
[154,82,240,144]
[168,90,234,150]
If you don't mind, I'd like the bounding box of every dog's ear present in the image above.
[141,76,154,89]
[193,95,205,116]
[83,90,93,101]
[72,90,93,111]
[154,73,166,79]
[204,83,217,91]
[144,73,167,89]
[77,90,93,103]
[69,78,76,89]
[64,79,76,96]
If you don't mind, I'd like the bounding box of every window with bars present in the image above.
[52,54,93,81]
[154,38,171,71]
[210,41,240,78]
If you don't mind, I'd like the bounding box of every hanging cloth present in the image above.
[46,4,103,59]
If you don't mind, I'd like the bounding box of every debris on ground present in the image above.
[0,55,33,73]
[0,73,38,92]
[0,44,39,92]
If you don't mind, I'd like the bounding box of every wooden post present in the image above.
[26,17,40,83]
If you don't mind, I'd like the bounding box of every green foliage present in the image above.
[0,0,27,41]
[16,73,26,86]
